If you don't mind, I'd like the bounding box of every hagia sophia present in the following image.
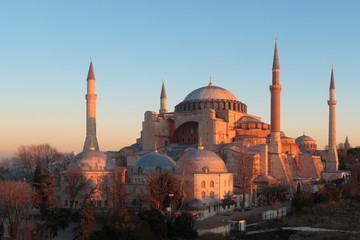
[60,39,350,218]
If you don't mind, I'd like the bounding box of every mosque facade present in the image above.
[61,39,347,219]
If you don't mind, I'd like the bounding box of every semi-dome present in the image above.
[176,149,228,173]
[69,150,116,171]
[134,152,176,174]
[184,85,238,102]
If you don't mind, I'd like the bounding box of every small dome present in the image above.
[176,149,228,173]
[69,150,116,171]
[134,152,176,173]
[296,135,315,142]
[183,85,238,102]
[183,199,207,211]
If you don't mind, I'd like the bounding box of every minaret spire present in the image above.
[208,74,213,87]
[159,79,168,114]
[269,37,282,153]
[83,58,99,151]
[327,65,338,171]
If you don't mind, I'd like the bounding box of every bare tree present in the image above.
[144,173,181,210]
[0,180,34,239]
[232,140,254,211]
[101,170,127,210]
[62,168,95,208]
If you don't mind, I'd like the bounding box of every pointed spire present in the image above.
[154,142,158,152]
[160,79,167,98]
[345,136,350,145]
[272,36,280,70]
[87,58,95,80]
[330,64,335,89]
[208,74,213,87]
[198,137,204,150]
[89,138,95,151]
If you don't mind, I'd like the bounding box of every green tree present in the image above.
[140,209,167,240]
[73,201,96,240]
[222,192,235,209]
[90,209,154,240]
[174,212,198,239]
[32,167,71,239]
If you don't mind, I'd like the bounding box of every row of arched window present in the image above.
[201,191,215,199]
[298,143,317,149]
[201,180,215,188]
[175,100,247,113]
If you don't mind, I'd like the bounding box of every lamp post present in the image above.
[169,193,174,218]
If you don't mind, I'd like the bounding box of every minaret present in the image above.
[327,65,338,171]
[344,136,351,150]
[159,79,168,115]
[269,37,282,153]
[83,59,99,151]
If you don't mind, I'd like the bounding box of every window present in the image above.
[198,102,202,109]
[217,102,220,109]
[97,200,101,207]
[182,138,185,143]
[233,103,236,110]
[203,167,209,173]
[223,102,226,109]
[228,102,231,109]
[201,191,206,199]
[182,129,185,135]
[105,200,108,207]
[188,138,190,142]
[201,181,206,188]
[156,167,161,174]
[193,102,196,110]
[210,102,214,108]
[204,102,207,108]
[138,167,143,174]
[210,191,214,198]
[210,181,214,188]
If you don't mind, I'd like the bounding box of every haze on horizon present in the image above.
[1,1,360,159]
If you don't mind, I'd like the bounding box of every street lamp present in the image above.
[169,193,174,218]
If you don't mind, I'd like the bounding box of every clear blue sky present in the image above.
[1,1,359,158]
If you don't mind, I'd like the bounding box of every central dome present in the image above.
[184,85,238,102]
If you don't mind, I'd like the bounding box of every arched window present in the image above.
[201,191,206,199]
[210,102,214,109]
[204,102,207,108]
[222,102,226,109]
[210,191,215,198]
[210,181,214,188]
[228,102,231,109]
[193,102,196,110]
[233,102,236,110]
[156,167,161,174]
[201,181,206,188]
[202,167,209,173]
[217,102,220,109]
[198,102,202,109]
[138,167,143,174]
